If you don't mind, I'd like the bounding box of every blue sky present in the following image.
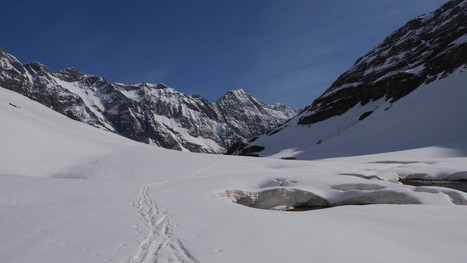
[3,0,447,108]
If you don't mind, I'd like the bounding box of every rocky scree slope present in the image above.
[230,0,467,156]
[0,50,297,153]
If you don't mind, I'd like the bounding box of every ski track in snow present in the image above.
[131,182,198,263]
[189,161,232,179]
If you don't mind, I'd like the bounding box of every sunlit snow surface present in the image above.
[253,66,467,160]
[1,86,467,263]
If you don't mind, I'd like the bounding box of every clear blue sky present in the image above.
[2,0,447,108]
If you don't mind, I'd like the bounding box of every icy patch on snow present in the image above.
[331,184,385,191]
[220,188,330,211]
[220,187,426,211]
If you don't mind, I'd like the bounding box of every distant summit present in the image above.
[0,50,298,153]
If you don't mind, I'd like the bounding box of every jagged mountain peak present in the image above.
[218,88,251,101]
[218,89,299,115]
[0,49,26,74]
[155,82,169,89]
[56,67,86,81]
[24,62,51,75]
[0,48,16,63]
[229,88,248,96]
[55,68,109,87]
[0,48,298,153]
[136,82,169,90]
[217,89,265,114]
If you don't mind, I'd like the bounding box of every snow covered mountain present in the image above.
[0,51,297,153]
[2,1,467,262]
[230,0,467,159]
[2,74,467,263]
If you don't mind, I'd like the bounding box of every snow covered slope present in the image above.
[230,0,467,159]
[1,86,467,263]
[234,66,467,159]
[0,51,297,153]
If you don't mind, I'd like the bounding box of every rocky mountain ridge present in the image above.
[230,0,467,157]
[297,0,466,126]
[0,50,298,153]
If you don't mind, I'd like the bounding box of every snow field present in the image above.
[1,86,467,262]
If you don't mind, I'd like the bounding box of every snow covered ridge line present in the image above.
[298,0,467,125]
[230,0,467,159]
[0,48,298,154]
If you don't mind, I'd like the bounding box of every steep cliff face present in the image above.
[0,49,297,153]
[214,89,298,147]
[230,0,467,158]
